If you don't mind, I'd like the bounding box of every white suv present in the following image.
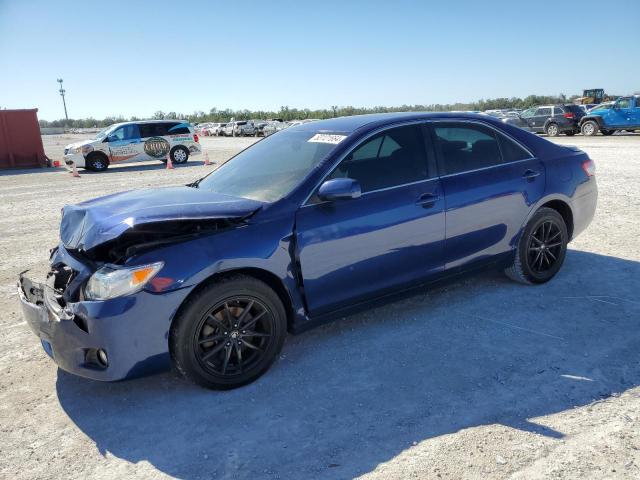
[63,120,202,171]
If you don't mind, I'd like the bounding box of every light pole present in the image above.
[57,78,68,121]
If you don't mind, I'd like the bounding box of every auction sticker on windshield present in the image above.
[307,133,347,144]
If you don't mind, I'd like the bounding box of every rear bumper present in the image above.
[571,177,598,240]
[17,246,192,381]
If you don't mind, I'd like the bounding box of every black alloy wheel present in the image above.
[505,207,568,284]
[194,298,274,377]
[526,220,563,275]
[170,275,287,389]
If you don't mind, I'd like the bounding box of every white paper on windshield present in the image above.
[307,134,347,144]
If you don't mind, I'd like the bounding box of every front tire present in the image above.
[171,146,189,164]
[170,275,287,390]
[505,207,568,284]
[545,123,559,137]
[85,152,109,172]
[581,120,599,136]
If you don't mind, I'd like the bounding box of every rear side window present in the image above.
[565,105,583,114]
[497,133,532,162]
[434,123,501,175]
[140,123,169,137]
[536,107,552,116]
[329,124,429,192]
[553,106,564,115]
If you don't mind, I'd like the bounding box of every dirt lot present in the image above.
[1,133,639,480]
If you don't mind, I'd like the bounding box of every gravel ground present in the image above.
[0,133,639,480]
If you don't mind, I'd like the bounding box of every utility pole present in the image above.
[57,78,68,121]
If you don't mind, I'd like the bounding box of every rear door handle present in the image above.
[522,169,541,181]
[416,193,440,208]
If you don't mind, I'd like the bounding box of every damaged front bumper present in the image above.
[17,245,191,381]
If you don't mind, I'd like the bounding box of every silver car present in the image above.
[222,121,256,137]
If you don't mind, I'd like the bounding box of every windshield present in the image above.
[196,129,343,202]
[93,126,111,140]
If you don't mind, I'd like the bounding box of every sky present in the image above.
[1,0,638,120]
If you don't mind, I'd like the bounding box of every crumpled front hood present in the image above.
[60,186,264,251]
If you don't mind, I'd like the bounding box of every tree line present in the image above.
[39,94,576,128]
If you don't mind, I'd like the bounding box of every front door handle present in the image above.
[522,169,541,181]
[416,193,440,208]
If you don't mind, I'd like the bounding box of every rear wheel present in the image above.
[545,123,559,137]
[505,207,568,284]
[170,275,287,390]
[85,152,109,172]
[581,120,599,136]
[171,146,189,164]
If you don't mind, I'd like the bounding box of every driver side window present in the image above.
[108,124,140,142]
[328,124,429,193]
[616,98,631,109]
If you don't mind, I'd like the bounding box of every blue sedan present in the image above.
[18,112,597,389]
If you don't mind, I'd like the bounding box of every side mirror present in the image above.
[317,178,361,201]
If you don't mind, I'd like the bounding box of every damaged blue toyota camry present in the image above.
[18,112,597,389]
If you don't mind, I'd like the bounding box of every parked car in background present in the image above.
[25,112,596,389]
[222,121,256,137]
[484,109,520,118]
[252,120,269,137]
[505,104,585,136]
[63,120,201,171]
[579,96,640,136]
[202,123,227,136]
[262,120,287,136]
[195,123,214,135]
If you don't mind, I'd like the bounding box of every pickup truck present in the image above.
[580,95,640,136]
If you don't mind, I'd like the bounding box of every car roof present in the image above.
[291,111,505,134]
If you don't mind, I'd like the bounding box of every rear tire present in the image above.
[545,123,559,137]
[85,152,109,172]
[505,207,568,285]
[581,120,599,136]
[170,275,287,390]
[171,146,189,164]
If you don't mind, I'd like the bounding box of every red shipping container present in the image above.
[0,109,47,169]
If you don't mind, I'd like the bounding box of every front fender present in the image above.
[579,115,604,127]
[132,215,309,326]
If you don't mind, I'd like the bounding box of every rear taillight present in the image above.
[582,158,595,177]
[563,112,575,119]
[193,133,199,142]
